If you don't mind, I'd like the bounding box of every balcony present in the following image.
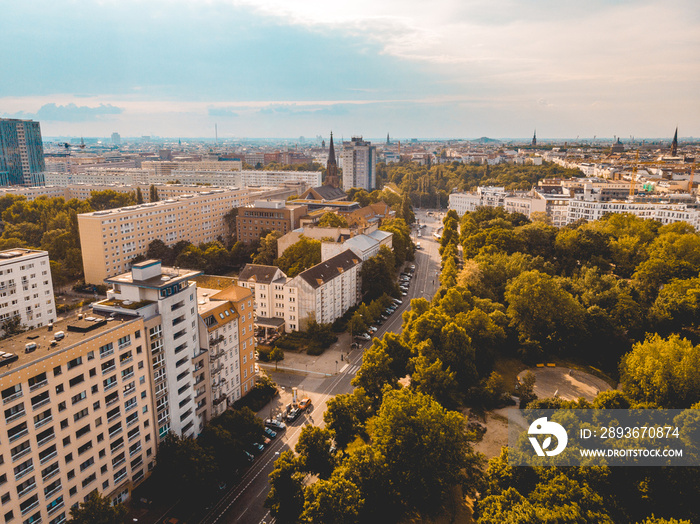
[213,395,227,406]
[37,433,55,448]
[14,464,34,481]
[9,427,29,443]
[101,365,116,374]
[29,379,48,393]
[47,500,64,516]
[40,450,57,465]
[6,409,26,424]
[3,390,23,404]
[209,335,225,346]
[32,397,50,410]
[34,415,53,429]
[20,498,39,515]
[18,481,36,498]
[211,364,223,376]
[12,447,32,463]
[44,483,61,499]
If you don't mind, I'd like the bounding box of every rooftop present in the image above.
[298,249,361,289]
[0,248,48,262]
[238,264,285,285]
[105,264,202,289]
[0,311,141,379]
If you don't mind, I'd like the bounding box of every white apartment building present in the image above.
[237,266,289,324]
[448,187,508,215]
[0,249,55,333]
[341,137,377,192]
[44,169,152,186]
[94,261,203,440]
[568,198,700,229]
[78,190,253,284]
[155,169,321,188]
[288,250,362,330]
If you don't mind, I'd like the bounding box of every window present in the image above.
[101,359,115,373]
[66,357,82,370]
[68,375,84,388]
[70,392,86,405]
[75,425,90,439]
[53,366,61,376]
[73,408,88,422]
[99,343,114,358]
[77,441,92,455]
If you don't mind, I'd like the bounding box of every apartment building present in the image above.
[0,249,56,333]
[93,261,203,440]
[44,169,152,187]
[568,198,700,229]
[0,118,45,186]
[236,201,308,244]
[341,137,377,191]
[237,266,288,323]
[0,312,157,523]
[78,190,252,284]
[289,250,362,330]
[201,285,256,399]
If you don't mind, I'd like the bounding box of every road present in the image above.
[198,209,444,524]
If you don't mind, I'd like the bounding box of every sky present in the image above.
[1,0,698,139]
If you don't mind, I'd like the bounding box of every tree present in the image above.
[146,239,174,265]
[203,241,230,274]
[360,246,397,300]
[505,270,585,358]
[324,389,371,449]
[175,244,205,270]
[87,189,136,211]
[69,491,129,524]
[620,334,700,408]
[269,346,284,370]
[149,184,159,202]
[351,343,398,408]
[295,426,336,479]
[265,451,305,524]
[275,236,322,277]
[369,388,483,516]
[317,211,349,228]
[0,316,26,339]
[135,186,144,204]
[518,371,537,408]
[301,475,364,524]
[409,355,460,408]
[253,230,283,265]
[223,207,238,244]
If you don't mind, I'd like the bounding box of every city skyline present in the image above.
[2,0,699,138]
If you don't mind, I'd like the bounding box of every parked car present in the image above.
[367,326,378,333]
[393,298,403,305]
[262,437,271,446]
[264,427,277,439]
[285,407,301,422]
[298,397,312,411]
[265,419,287,431]
[243,451,255,462]
[250,442,264,454]
[401,291,408,296]
[350,342,360,349]
[355,333,371,341]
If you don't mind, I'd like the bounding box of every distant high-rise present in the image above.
[531,130,537,147]
[341,136,377,192]
[0,118,45,186]
[387,133,390,145]
[325,132,340,188]
[111,131,121,145]
[671,127,678,156]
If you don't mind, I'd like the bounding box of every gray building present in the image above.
[341,136,377,192]
[0,118,45,186]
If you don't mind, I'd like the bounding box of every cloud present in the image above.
[4,103,123,122]
[208,107,239,118]
[257,103,350,116]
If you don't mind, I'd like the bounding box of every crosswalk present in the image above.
[340,363,361,375]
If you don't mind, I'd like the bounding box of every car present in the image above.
[285,407,301,422]
[384,308,393,314]
[243,451,255,462]
[392,298,403,305]
[350,342,360,349]
[380,314,388,320]
[374,318,384,325]
[265,419,287,431]
[264,427,277,439]
[250,442,264,454]
[355,333,371,341]
[409,264,415,270]
[298,397,312,410]
[401,291,408,296]
[367,326,378,333]
[262,437,271,446]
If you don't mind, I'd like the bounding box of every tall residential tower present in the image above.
[0,118,45,186]
[341,137,377,192]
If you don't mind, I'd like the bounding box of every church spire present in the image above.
[324,132,340,188]
[531,130,537,147]
[671,127,678,156]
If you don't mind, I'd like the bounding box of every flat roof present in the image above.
[0,248,47,262]
[0,312,141,378]
[105,267,202,289]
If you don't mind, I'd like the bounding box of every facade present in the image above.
[289,250,362,329]
[78,190,253,284]
[341,137,377,192]
[94,261,203,440]
[0,249,56,333]
[0,312,157,521]
[0,118,45,186]
[200,285,256,399]
[237,265,288,323]
[235,201,308,244]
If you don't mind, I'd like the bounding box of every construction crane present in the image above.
[629,150,640,197]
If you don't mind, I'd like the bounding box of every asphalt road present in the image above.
[197,210,444,524]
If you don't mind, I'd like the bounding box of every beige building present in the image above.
[236,200,308,244]
[0,312,157,523]
[78,190,253,284]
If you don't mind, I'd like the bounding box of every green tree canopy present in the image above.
[317,211,349,228]
[275,236,322,277]
[253,230,283,265]
[69,491,129,524]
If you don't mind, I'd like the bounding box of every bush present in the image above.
[73,282,108,295]
[232,375,278,412]
[307,343,325,356]
[257,346,272,362]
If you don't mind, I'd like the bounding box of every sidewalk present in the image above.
[258,331,364,376]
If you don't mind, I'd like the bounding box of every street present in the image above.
[198,209,444,524]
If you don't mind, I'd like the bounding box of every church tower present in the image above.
[671,127,678,156]
[531,130,537,147]
[324,132,340,188]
